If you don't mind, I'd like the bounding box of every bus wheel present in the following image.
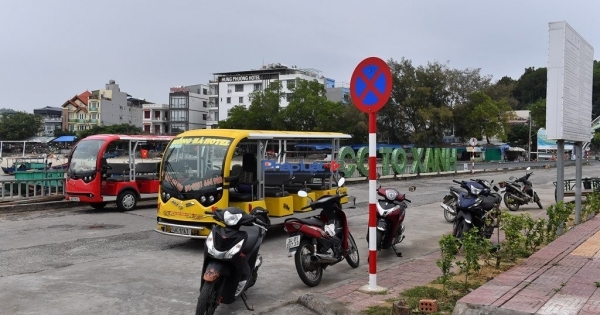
[117,190,137,211]
[90,202,108,210]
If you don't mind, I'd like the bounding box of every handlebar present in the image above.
[453,180,463,185]
[405,199,411,203]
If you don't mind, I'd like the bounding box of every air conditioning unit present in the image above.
[227,89,232,93]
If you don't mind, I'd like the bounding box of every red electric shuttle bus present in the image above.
[65,134,173,211]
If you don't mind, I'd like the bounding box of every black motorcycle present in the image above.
[440,180,471,223]
[452,179,502,241]
[195,207,269,315]
[500,167,542,211]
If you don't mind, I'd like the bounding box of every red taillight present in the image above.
[248,204,253,212]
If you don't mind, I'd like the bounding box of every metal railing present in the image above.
[0,177,65,201]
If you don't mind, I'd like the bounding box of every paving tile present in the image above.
[501,294,546,313]
[537,294,586,314]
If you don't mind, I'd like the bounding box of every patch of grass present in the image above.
[363,305,391,315]
[595,281,600,288]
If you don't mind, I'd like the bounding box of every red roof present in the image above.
[62,90,91,108]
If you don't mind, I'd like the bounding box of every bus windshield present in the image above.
[161,136,232,197]
[69,139,106,176]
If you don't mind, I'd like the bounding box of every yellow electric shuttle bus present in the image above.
[154,129,352,239]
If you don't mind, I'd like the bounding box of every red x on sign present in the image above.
[350,57,393,113]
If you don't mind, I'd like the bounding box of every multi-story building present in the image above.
[168,84,210,133]
[207,63,332,128]
[33,106,63,136]
[142,103,170,134]
[325,86,350,105]
[61,91,92,131]
[62,80,144,132]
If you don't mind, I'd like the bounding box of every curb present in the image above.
[297,293,361,315]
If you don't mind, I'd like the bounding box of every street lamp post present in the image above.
[528,111,532,162]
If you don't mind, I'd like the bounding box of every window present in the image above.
[287,79,295,89]
[171,110,187,122]
[170,96,187,108]
[226,97,231,104]
[202,114,207,120]
[91,113,97,119]
[254,83,262,91]
[235,84,243,92]
[79,113,85,119]
[203,88,208,95]
[286,93,293,102]
[203,101,207,108]
[144,111,150,119]
[239,97,243,104]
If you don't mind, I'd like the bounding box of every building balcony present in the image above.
[89,106,99,112]
[44,117,62,122]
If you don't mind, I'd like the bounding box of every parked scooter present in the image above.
[500,167,542,211]
[195,207,269,314]
[452,179,502,242]
[441,178,494,223]
[440,180,471,223]
[283,178,360,287]
[367,184,416,257]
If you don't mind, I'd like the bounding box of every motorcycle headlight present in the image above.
[206,232,217,257]
[224,211,242,226]
[482,180,491,188]
[224,239,245,259]
[470,185,482,195]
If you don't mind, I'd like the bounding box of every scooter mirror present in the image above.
[297,190,308,198]
[408,186,416,192]
[337,177,346,187]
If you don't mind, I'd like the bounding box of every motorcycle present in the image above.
[440,180,472,223]
[452,179,502,242]
[500,167,542,211]
[283,178,360,287]
[195,207,270,315]
[367,184,416,257]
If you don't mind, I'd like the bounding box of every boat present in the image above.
[1,158,49,175]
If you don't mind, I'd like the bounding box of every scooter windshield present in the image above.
[161,136,232,196]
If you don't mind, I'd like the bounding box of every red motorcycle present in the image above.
[283,178,360,287]
[367,184,416,257]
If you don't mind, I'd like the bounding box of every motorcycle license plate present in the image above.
[69,197,80,202]
[170,227,191,235]
[286,235,301,250]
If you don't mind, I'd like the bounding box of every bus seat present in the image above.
[106,163,130,182]
[229,154,258,202]
[283,171,314,193]
[264,172,291,197]
[135,163,159,180]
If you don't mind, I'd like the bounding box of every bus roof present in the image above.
[82,134,174,141]
[174,129,352,140]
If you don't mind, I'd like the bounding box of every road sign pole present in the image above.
[368,112,378,290]
[349,56,392,293]
[471,150,474,174]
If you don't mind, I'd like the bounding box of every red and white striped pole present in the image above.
[368,112,378,290]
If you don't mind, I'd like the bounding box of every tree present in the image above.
[513,67,547,109]
[485,76,519,109]
[278,79,339,131]
[465,91,512,143]
[0,112,44,140]
[529,98,546,129]
[217,105,250,129]
[593,60,600,119]
[590,130,600,154]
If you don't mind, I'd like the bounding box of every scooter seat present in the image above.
[450,186,467,194]
[240,225,261,254]
[295,217,325,228]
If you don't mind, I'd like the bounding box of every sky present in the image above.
[1,0,599,112]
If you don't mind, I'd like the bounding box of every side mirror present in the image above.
[408,186,416,192]
[526,167,531,171]
[337,177,345,187]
